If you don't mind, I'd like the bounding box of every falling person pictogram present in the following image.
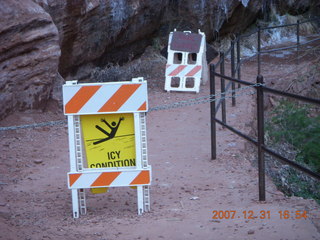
[85,116,135,145]
[93,117,124,145]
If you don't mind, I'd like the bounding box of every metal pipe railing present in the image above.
[231,40,236,106]
[215,81,233,114]
[220,52,226,124]
[263,86,320,105]
[210,16,320,202]
[213,72,254,86]
[236,35,241,89]
[256,75,265,201]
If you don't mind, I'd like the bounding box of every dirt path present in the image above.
[1,57,320,239]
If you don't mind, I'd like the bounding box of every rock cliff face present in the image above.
[272,0,320,15]
[44,0,167,79]
[163,0,263,40]
[0,0,319,120]
[0,0,60,119]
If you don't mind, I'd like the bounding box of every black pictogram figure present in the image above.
[93,117,124,145]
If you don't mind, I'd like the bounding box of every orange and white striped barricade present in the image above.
[63,77,151,218]
[165,30,208,93]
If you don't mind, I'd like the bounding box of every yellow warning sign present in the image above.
[81,113,136,169]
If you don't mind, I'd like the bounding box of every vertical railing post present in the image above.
[231,40,236,106]
[236,35,241,89]
[220,52,226,124]
[257,75,265,201]
[210,64,216,160]
[296,20,300,65]
[257,26,261,76]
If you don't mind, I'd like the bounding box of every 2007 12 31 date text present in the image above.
[211,210,308,220]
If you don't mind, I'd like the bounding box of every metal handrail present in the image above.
[262,146,320,180]
[210,17,320,202]
[261,23,297,30]
[263,86,320,105]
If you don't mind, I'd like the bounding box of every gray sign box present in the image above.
[170,32,202,53]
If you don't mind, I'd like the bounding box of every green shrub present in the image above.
[266,100,320,173]
[265,100,320,203]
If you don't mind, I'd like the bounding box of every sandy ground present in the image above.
[1,50,320,240]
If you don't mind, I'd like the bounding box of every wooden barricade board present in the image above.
[170,31,202,53]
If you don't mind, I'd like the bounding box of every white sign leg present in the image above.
[68,115,79,218]
[137,186,144,215]
[72,189,79,218]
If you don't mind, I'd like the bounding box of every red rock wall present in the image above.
[0,0,60,119]
[0,0,318,119]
